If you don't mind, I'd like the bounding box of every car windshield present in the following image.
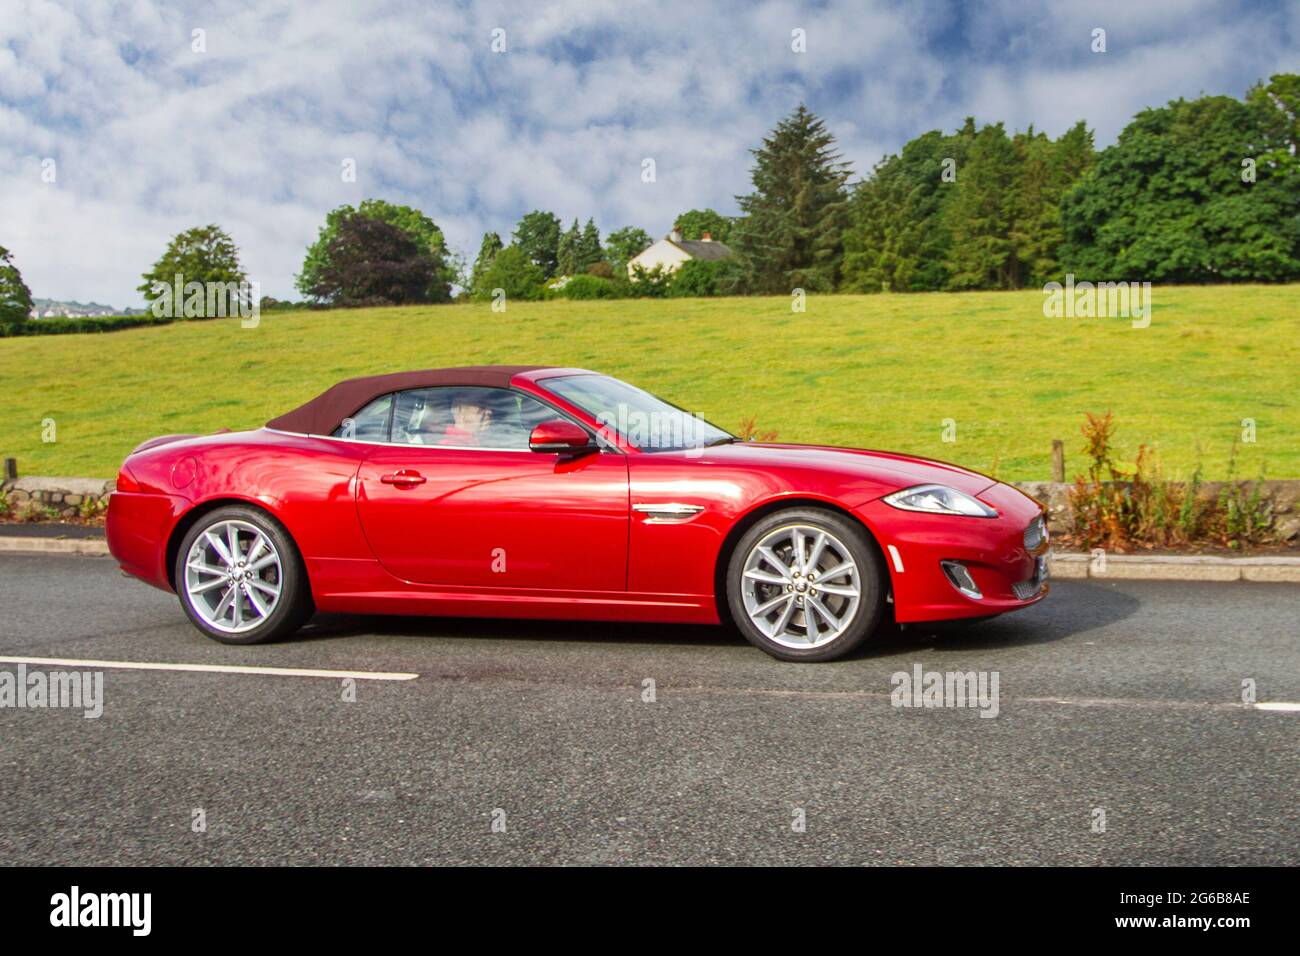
[542,374,733,452]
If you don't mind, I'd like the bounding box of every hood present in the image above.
[700,441,998,497]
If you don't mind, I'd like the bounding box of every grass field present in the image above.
[1,286,1296,480]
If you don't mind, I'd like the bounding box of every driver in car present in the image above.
[437,392,494,446]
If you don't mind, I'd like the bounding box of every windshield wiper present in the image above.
[704,437,736,447]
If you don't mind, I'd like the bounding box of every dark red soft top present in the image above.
[266,365,550,435]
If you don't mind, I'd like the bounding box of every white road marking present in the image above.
[886,545,905,573]
[0,656,418,682]
[673,685,1299,713]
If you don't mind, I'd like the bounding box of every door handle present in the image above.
[380,470,427,487]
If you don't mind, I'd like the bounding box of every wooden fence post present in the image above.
[2,458,15,481]
[1051,441,1064,483]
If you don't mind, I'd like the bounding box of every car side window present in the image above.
[332,393,393,440]
[391,387,558,450]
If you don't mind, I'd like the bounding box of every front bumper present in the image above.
[857,481,1050,623]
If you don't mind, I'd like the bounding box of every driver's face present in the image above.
[452,401,493,433]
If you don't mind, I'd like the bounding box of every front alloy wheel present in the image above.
[727,509,884,661]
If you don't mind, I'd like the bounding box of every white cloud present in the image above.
[0,0,1294,305]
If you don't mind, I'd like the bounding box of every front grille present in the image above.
[1012,578,1041,600]
[1023,515,1047,553]
[1013,555,1049,600]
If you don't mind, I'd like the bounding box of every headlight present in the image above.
[883,484,997,518]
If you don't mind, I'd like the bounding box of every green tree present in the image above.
[942,122,1019,289]
[1246,73,1299,167]
[1245,74,1300,271]
[556,218,581,276]
[0,244,34,335]
[298,199,453,302]
[732,105,853,293]
[842,124,973,292]
[1060,76,1300,282]
[468,232,503,297]
[674,208,734,243]
[305,213,438,307]
[843,117,1093,292]
[138,224,248,317]
[471,245,546,302]
[577,218,603,273]
[604,226,653,269]
[1007,121,1095,286]
[512,210,563,278]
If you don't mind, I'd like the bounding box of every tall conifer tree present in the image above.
[732,105,853,293]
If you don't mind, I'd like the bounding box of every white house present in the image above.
[627,228,734,277]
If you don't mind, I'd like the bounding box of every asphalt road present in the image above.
[0,552,1296,865]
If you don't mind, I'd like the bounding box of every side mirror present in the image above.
[529,419,597,455]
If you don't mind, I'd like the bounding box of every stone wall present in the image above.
[1013,479,1300,541]
[0,476,115,519]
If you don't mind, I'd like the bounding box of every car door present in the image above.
[353,386,629,591]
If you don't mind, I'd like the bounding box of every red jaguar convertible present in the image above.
[107,366,1049,661]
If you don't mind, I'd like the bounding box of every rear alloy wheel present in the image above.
[726,509,884,662]
[175,505,313,645]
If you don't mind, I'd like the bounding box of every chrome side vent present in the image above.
[632,503,705,523]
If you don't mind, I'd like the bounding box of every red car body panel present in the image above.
[107,367,1048,629]
[354,444,629,590]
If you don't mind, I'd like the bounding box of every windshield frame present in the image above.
[538,373,734,453]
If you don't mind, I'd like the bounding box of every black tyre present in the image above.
[174,504,314,645]
[726,508,885,662]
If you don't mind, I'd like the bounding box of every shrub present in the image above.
[558,274,619,300]
[259,297,313,312]
[1176,467,1204,540]
[667,257,749,297]
[13,500,56,522]
[541,275,571,299]
[3,314,176,337]
[667,259,724,297]
[78,496,108,521]
[471,246,546,302]
[1213,442,1272,546]
[1067,412,1275,550]
[736,416,778,442]
[627,264,673,298]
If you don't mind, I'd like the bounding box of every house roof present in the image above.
[672,238,735,261]
[266,365,550,435]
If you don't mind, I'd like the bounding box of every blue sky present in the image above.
[2,0,1297,306]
